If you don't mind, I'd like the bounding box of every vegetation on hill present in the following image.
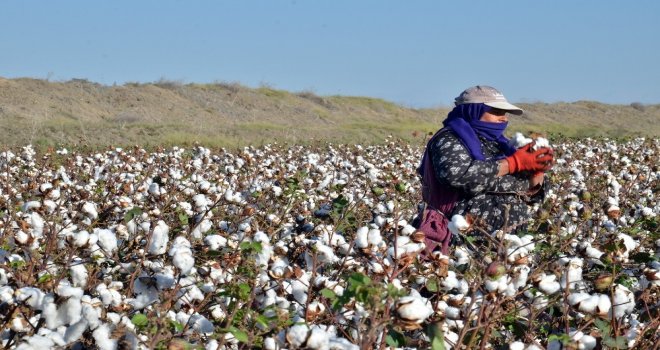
[0,77,658,149]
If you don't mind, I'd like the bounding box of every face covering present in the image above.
[442,103,516,160]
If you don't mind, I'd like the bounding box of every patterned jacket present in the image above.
[429,130,544,233]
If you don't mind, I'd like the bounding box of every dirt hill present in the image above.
[0,77,658,149]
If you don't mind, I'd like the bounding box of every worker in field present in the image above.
[416,85,554,254]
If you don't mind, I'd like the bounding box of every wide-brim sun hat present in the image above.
[454,85,524,115]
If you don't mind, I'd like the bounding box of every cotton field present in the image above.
[0,137,658,350]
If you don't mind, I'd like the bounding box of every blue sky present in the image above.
[1,1,659,107]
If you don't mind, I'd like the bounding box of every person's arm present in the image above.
[431,133,530,196]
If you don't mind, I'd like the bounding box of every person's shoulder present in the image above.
[432,129,461,148]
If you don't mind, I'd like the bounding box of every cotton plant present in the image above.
[0,138,657,348]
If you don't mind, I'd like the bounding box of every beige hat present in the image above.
[454,85,524,115]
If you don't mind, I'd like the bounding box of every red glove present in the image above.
[506,143,554,174]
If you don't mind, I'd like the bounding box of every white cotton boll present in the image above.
[65,319,89,343]
[306,326,331,350]
[504,234,523,247]
[311,242,339,265]
[172,250,195,275]
[538,274,561,295]
[373,215,386,227]
[354,226,369,248]
[92,323,117,350]
[14,287,42,310]
[641,207,655,217]
[596,294,611,316]
[525,345,543,350]
[286,324,310,348]
[26,212,45,238]
[206,340,220,350]
[567,292,591,307]
[618,233,638,255]
[560,259,584,290]
[328,337,359,350]
[585,246,604,259]
[368,260,384,274]
[204,234,227,250]
[612,284,635,318]
[453,246,471,266]
[263,337,279,350]
[82,202,98,219]
[148,220,169,255]
[395,295,433,323]
[507,246,529,264]
[43,199,57,213]
[508,132,533,148]
[509,341,526,350]
[400,224,416,236]
[22,200,41,212]
[512,265,530,290]
[95,229,117,253]
[291,279,309,305]
[10,315,31,333]
[96,285,122,307]
[367,228,383,246]
[441,271,460,291]
[448,215,470,235]
[193,194,209,211]
[15,334,55,348]
[70,262,88,288]
[148,183,160,196]
[579,335,597,350]
[444,306,462,320]
[577,295,600,314]
[237,221,251,232]
[189,314,215,334]
[14,230,29,244]
[532,137,550,150]
[191,219,213,239]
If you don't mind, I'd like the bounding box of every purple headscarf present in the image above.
[442,103,516,161]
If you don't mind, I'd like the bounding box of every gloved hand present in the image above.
[506,143,554,174]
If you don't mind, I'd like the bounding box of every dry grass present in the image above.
[0,77,658,150]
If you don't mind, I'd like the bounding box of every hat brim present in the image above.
[485,101,524,115]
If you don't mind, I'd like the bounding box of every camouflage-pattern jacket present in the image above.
[429,130,545,233]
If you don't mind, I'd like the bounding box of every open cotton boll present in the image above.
[189,313,215,334]
[81,201,98,220]
[15,287,45,310]
[617,233,639,255]
[95,228,117,254]
[308,241,339,265]
[22,200,41,212]
[537,274,561,295]
[70,260,89,288]
[148,220,170,255]
[305,326,331,350]
[560,258,584,290]
[172,249,195,275]
[448,215,470,235]
[92,323,117,350]
[508,132,533,149]
[395,295,433,323]
[354,226,369,248]
[191,219,213,239]
[509,341,526,350]
[612,284,635,318]
[531,137,550,150]
[14,334,56,348]
[204,234,227,250]
[567,292,591,307]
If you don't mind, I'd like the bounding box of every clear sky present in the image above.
[1,1,659,108]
